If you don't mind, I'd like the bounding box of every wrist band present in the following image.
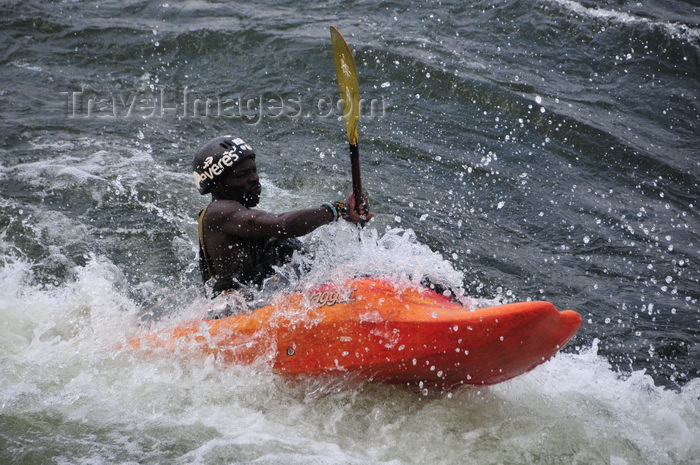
[333,202,348,219]
[321,202,348,222]
[321,202,338,222]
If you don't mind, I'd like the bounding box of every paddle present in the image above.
[330,26,364,217]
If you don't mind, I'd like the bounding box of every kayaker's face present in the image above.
[222,158,261,207]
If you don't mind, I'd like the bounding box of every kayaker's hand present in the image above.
[344,192,374,227]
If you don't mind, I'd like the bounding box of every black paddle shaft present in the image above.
[350,143,363,213]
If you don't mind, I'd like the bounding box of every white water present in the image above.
[1,231,698,465]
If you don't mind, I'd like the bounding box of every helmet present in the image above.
[192,136,256,194]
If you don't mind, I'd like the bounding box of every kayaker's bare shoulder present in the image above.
[205,199,247,217]
[201,199,248,231]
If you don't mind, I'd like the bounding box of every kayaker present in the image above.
[192,135,372,303]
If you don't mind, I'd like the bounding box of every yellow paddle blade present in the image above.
[330,26,360,146]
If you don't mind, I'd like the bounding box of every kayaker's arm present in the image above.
[222,206,335,239]
[210,192,372,239]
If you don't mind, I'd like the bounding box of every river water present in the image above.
[1,0,698,463]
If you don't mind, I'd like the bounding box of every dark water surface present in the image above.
[1,1,698,464]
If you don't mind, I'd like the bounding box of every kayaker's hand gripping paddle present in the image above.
[330,26,365,218]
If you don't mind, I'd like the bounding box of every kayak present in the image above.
[128,277,581,389]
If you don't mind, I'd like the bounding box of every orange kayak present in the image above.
[128,278,581,389]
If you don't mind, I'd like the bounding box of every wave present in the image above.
[551,0,700,44]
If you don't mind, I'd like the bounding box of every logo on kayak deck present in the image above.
[309,289,355,307]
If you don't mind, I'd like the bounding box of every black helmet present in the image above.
[192,136,256,194]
